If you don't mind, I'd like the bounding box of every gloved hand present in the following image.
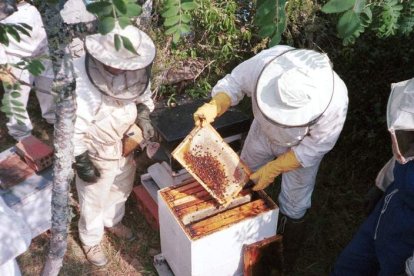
[364,185,384,215]
[74,151,100,183]
[250,150,301,191]
[136,103,154,140]
[193,92,231,126]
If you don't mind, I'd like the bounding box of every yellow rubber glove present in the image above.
[250,150,301,191]
[193,92,231,126]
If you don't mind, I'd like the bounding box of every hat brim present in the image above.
[85,26,156,71]
[255,49,334,127]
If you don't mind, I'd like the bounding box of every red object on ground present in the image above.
[132,185,159,231]
[0,153,35,189]
[15,135,54,172]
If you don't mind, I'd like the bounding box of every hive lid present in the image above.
[172,123,251,206]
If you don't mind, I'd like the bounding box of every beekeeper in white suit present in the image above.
[72,24,155,266]
[0,1,56,141]
[194,45,348,271]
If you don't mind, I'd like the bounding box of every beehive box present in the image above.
[172,124,251,207]
[158,180,278,276]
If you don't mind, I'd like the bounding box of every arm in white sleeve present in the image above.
[212,45,294,105]
[374,157,395,191]
[407,252,414,276]
[135,83,154,112]
[292,74,348,167]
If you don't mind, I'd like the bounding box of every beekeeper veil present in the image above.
[84,24,156,101]
[387,78,414,164]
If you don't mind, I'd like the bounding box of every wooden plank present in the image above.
[243,235,283,276]
[186,199,270,238]
[133,185,159,231]
[179,193,252,225]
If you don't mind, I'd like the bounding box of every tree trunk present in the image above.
[39,2,76,275]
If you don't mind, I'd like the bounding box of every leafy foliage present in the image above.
[0,19,44,124]
[13,58,46,76]
[254,0,288,46]
[160,0,198,44]
[1,81,27,125]
[86,0,142,52]
[322,0,414,45]
[0,23,32,46]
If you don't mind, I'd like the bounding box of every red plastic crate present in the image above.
[132,185,159,231]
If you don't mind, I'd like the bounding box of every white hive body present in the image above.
[158,181,279,276]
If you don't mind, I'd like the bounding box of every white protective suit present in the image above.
[0,197,32,276]
[0,2,56,140]
[73,55,154,246]
[212,45,348,219]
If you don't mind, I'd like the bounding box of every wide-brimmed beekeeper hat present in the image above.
[85,24,156,70]
[254,49,334,127]
[387,78,414,164]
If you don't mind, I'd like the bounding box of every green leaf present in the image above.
[0,105,11,114]
[181,2,197,11]
[162,6,180,18]
[164,0,179,8]
[10,100,24,107]
[12,83,20,90]
[0,27,10,46]
[12,112,27,120]
[121,36,138,55]
[98,17,116,35]
[113,0,127,14]
[255,0,274,18]
[353,0,367,14]
[118,17,130,28]
[269,32,282,47]
[11,107,26,113]
[86,2,112,14]
[114,34,121,51]
[181,14,191,23]
[337,10,361,39]
[172,31,180,44]
[10,92,20,98]
[6,26,21,42]
[165,25,179,35]
[164,15,180,27]
[27,60,45,76]
[179,24,191,35]
[322,0,356,14]
[126,3,142,17]
[254,8,275,26]
[14,25,31,37]
[258,24,276,37]
[18,23,32,31]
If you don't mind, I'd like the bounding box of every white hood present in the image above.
[387,78,414,164]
